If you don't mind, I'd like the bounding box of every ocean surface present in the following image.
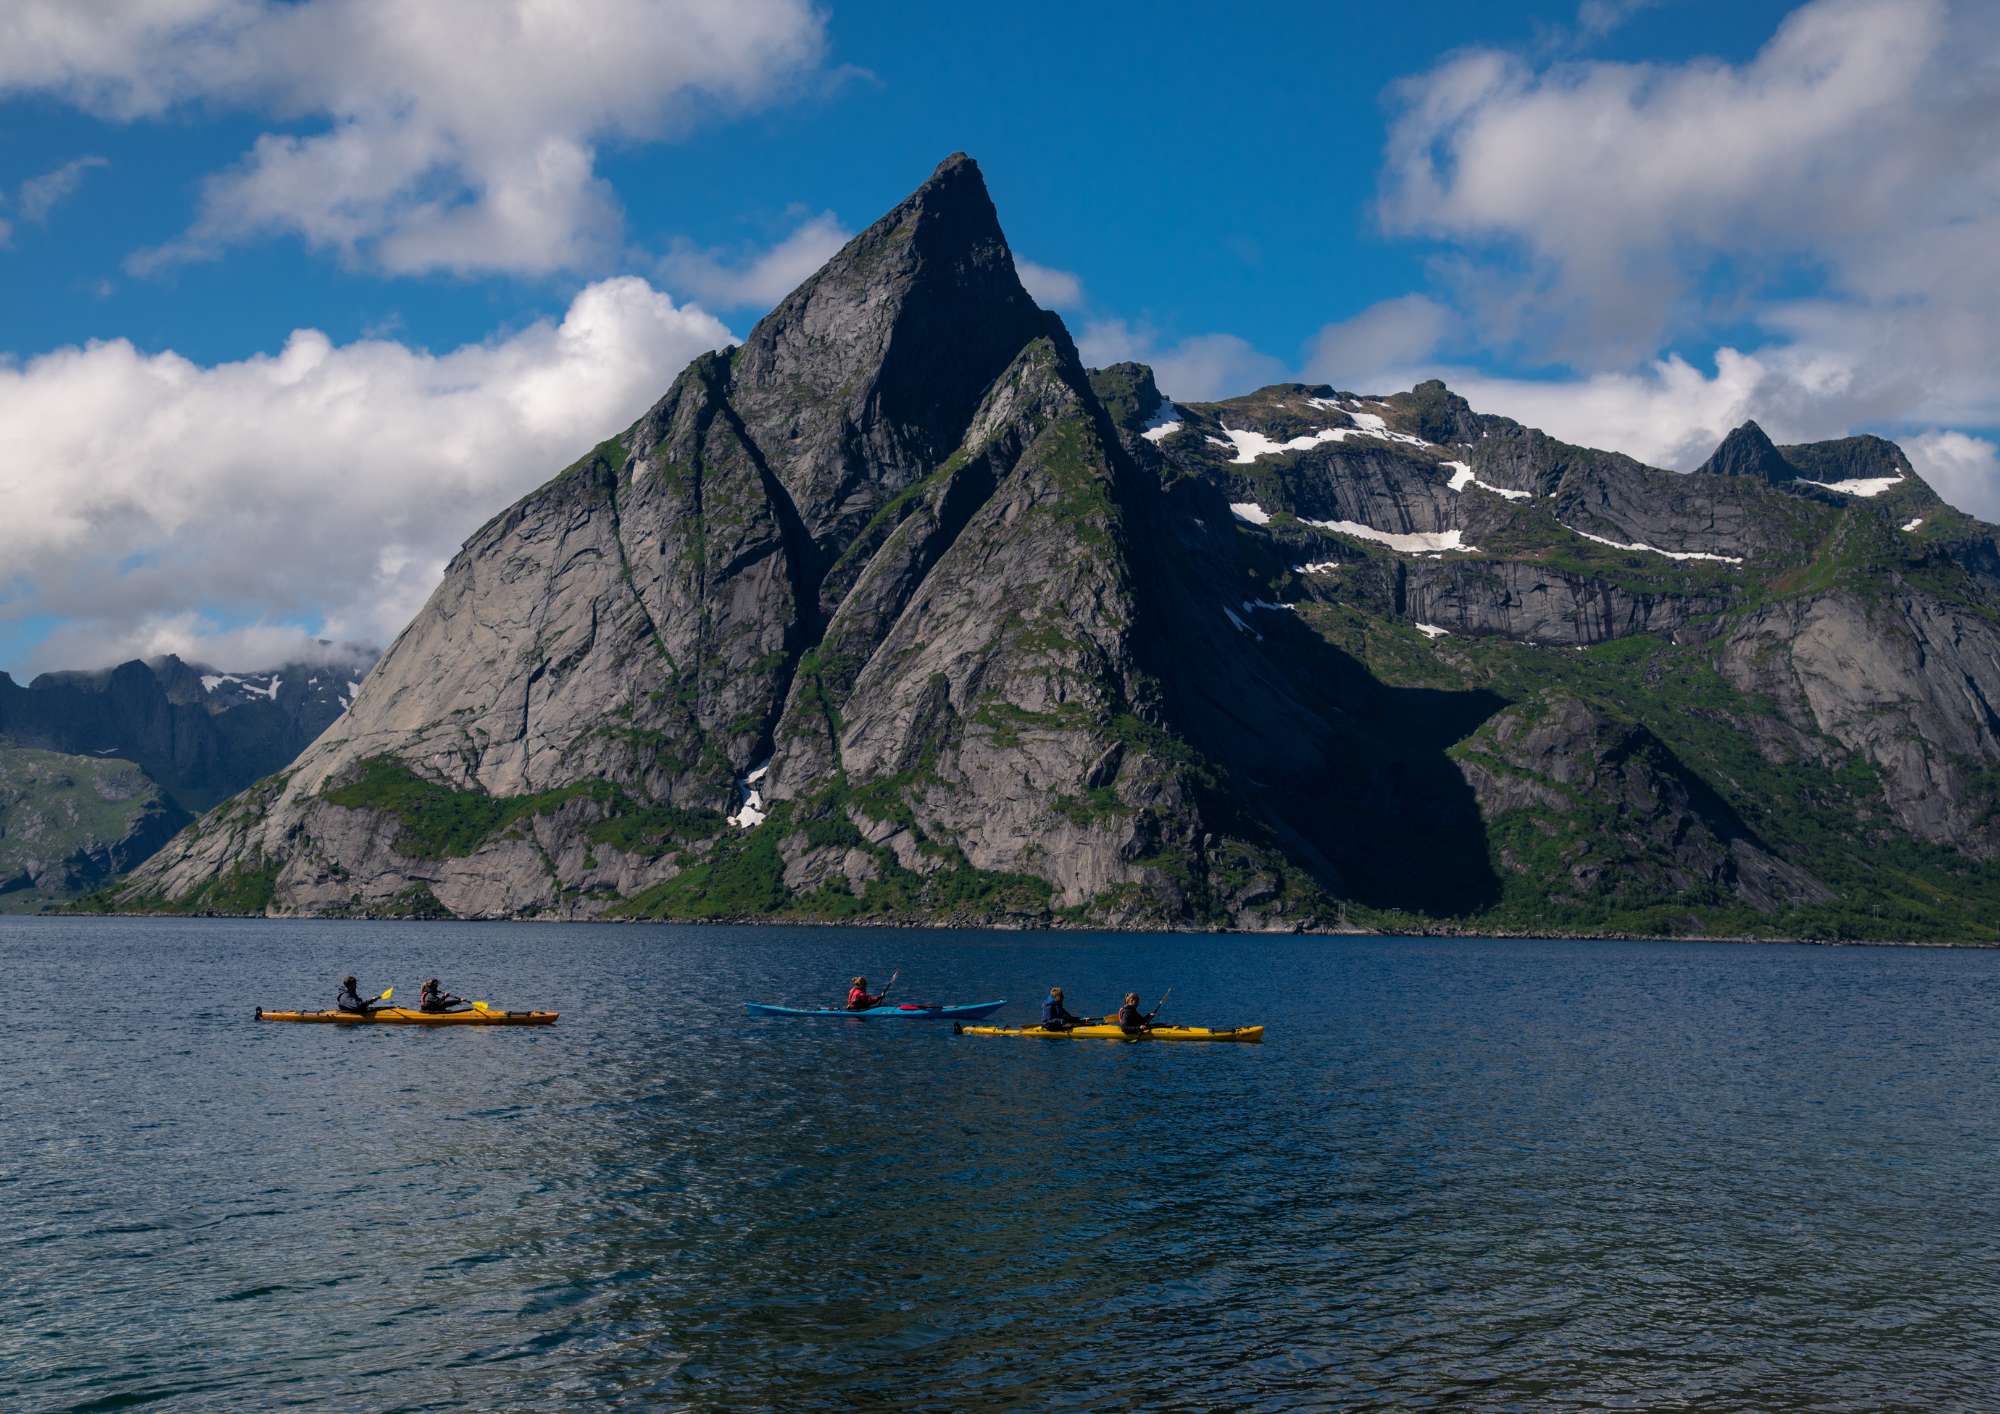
[4,917,1998,1411]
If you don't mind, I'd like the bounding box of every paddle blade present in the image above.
[471,1001,491,1013]
[381,986,393,1001]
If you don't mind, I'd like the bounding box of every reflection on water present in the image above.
[3,917,1999,1410]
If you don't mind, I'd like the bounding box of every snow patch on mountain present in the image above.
[1300,518,1477,554]
[1564,525,1744,565]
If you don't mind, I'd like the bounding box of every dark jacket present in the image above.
[1042,997,1083,1026]
[336,984,371,1013]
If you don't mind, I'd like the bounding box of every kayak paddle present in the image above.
[379,985,393,1002]
[880,969,901,1004]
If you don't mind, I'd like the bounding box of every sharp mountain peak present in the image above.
[95,154,2000,947]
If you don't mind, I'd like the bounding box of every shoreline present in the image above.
[39,908,2000,949]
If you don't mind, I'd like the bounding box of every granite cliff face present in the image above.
[104,157,2000,940]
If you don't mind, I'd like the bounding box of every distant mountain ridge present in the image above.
[0,651,371,909]
[98,156,2000,942]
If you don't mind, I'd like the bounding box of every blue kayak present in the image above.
[744,1000,1007,1021]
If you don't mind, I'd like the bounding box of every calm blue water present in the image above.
[4,918,1999,1411]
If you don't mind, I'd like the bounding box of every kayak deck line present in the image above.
[255,1007,558,1026]
[953,1022,1264,1043]
[743,1000,1006,1020]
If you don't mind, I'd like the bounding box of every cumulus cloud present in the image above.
[1302,295,1457,387]
[0,278,733,673]
[1380,0,1999,363]
[1348,0,2000,518]
[31,616,378,677]
[1905,431,2000,522]
[0,0,829,276]
[659,212,852,309]
[1015,259,1083,309]
[1076,319,1285,403]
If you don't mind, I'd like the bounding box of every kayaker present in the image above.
[336,976,384,1015]
[845,976,885,1011]
[1041,986,1086,1031]
[1115,992,1152,1034]
[417,978,465,1014]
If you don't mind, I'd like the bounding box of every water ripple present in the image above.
[3,918,1999,1409]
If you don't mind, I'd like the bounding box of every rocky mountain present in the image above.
[0,652,368,908]
[0,748,186,911]
[100,156,2000,941]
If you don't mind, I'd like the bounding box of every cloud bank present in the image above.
[0,0,829,275]
[1338,0,2000,514]
[0,279,733,672]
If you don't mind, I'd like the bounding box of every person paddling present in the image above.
[1115,991,1154,1034]
[336,976,385,1015]
[1041,986,1086,1031]
[846,976,886,1011]
[417,978,465,1014]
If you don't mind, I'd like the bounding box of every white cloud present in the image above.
[32,615,377,676]
[1425,347,2000,525]
[16,154,108,223]
[1302,295,1456,386]
[0,0,829,276]
[1905,431,2000,522]
[0,278,734,673]
[1077,318,1285,402]
[1574,0,1661,40]
[1339,0,2000,525]
[659,212,851,309]
[1015,259,1083,308]
[1380,0,1994,366]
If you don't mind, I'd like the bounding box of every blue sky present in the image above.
[2,0,1995,677]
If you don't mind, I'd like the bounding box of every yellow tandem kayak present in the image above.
[954,1022,1262,1043]
[255,1007,557,1026]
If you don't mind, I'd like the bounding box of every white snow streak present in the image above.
[1230,502,1272,525]
[1208,427,1348,462]
[1140,398,1184,444]
[1242,598,1295,613]
[1415,623,1451,639]
[1438,458,1529,500]
[1902,517,1925,532]
[728,762,771,830]
[1294,560,1342,574]
[1222,606,1260,640]
[1800,474,1905,497]
[1206,411,1435,464]
[1300,518,1477,553]
[1564,524,1744,565]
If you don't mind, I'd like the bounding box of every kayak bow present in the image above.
[256,1007,557,1026]
[954,1022,1263,1043]
[744,1000,1006,1021]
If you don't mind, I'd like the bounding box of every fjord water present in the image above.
[5,920,1998,1411]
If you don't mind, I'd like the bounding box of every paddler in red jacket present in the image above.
[845,976,885,1011]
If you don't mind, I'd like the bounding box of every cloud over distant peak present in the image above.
[659,212,854,309]
[0,0,830,276]
[0,278,734,674]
